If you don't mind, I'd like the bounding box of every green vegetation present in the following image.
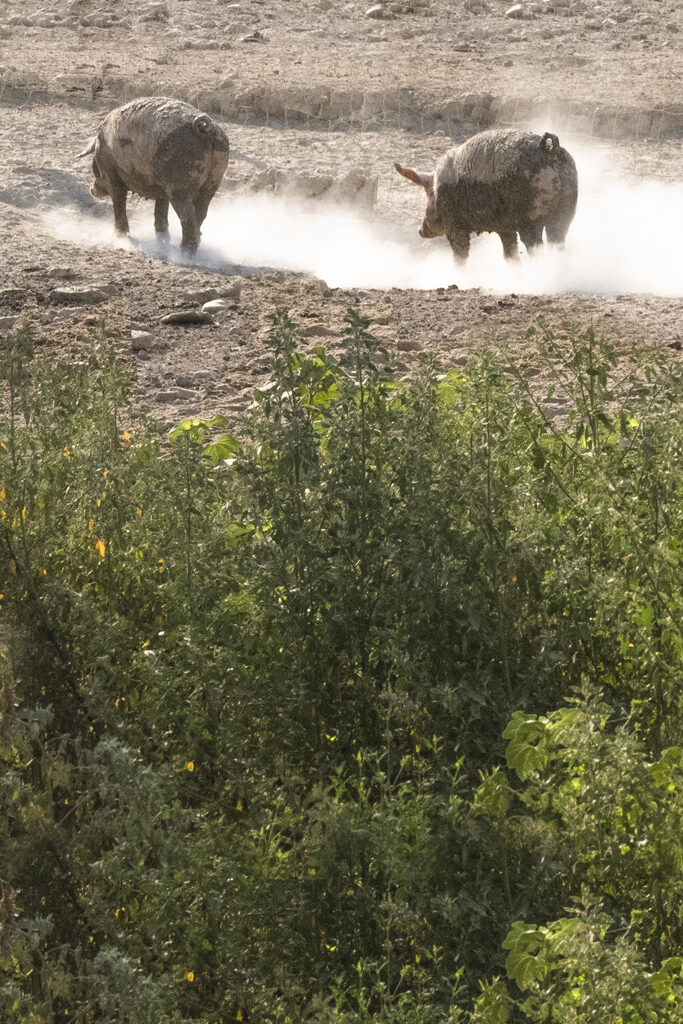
[1,313,682,1024]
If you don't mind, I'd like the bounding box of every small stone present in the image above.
[218,280,242,299]
[0,27,12,39]
[48,287,109,305]
[131,330,154,351]
[138,3,169,22]
[47,266,78,280]
[366,4,394,19]
[397,339,423,352]
[52,306,84,322]
[155,388,202,403]
[202,299,229,313]
[0,288,28,306]
[505,4,525,17]
[160,310,214,326]
[176,370,213,387]
[182,287,220,304]
[0,315,18,332]
[240,29,267,41]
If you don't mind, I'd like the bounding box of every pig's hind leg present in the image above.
[193,188,214,234]
[518,220,544,256]
[154,196,170,237]
[446,228,471,264]
[498,230,520,261]
[110,180,130,237]
[545,215,573,249]
[170,194,200,253]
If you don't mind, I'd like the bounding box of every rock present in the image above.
[0,315,18,332]
[47,266,78,280]
[176,370,213,387]
[218,281,242,299]
[182,288,220,304]
[505,4,525,17]
[0,27,12,39]
[202,299,230,313]
[155,388,202,403]
[397,339,423,352]
[138,3,170,22]
[48,287,109,305]
[0,288,28,306]
[366,4,395,18]
[159,310,214,326]
[240,30,267,41]
[52,306,85,322]
[131,330,154,351]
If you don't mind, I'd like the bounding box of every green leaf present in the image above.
[502,922,548,990]
[203,432,241,465]
[503,712,548,780]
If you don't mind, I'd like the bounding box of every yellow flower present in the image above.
[63,447,70,458]
[95,539,106,559]
[186,761,195,772]
[136,507,142,517]
[21,506,27,520]
[89,519,95,532]
[103,469,109,480]
[123,431,131,442]
[236,1011,243,1021]
[236,799,243,812]
[0,487,5,501]
[186,971,194,983]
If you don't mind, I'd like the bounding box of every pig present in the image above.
[395,128,578,262]
[77,96,230,252]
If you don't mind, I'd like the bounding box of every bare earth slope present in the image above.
[1,0,682,422]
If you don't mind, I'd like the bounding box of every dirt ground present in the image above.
[1,0,682,425]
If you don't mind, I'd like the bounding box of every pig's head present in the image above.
[394,163,441,238]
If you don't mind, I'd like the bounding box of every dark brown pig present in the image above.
[78,96,230,252]
[395,128,578,262]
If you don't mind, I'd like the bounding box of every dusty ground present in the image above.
[1,0,682,425]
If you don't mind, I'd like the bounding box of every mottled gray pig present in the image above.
[78,96,230,253]
[396,128,578,262]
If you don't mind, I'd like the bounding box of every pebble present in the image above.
[240,30,267,41]
[155,388,202,403]
[0,287,28,305]
[182,287,220,304]
[138,4,170,23]
[131,330,154,351]
[505,4,525,17]
[219,281,242,299]
[160,310,214,326]
[397,339,423,352]
[202,299,230,313]
[176,371,213,387]
[47,266,78,280]
[366,4,395,18]
[51,306,85,322]
[48,287,109,305]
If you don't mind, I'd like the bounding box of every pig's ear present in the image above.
[394,164,434,190]
[77,138,96,159]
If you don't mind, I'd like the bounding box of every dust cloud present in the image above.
[44,145,683,296]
